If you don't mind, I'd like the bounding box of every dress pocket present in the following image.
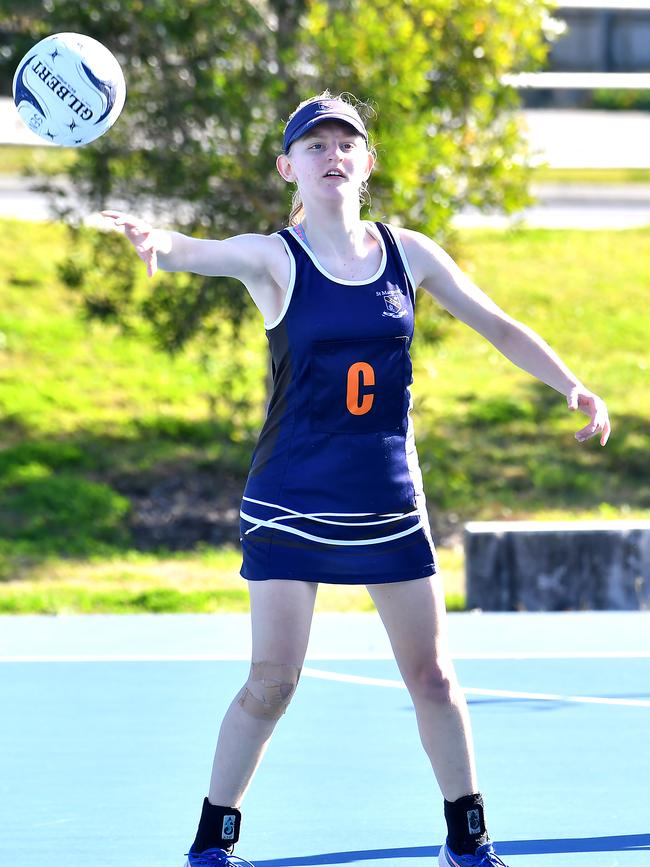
[310,336,409,434]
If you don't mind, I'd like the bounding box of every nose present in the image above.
[327,143,346,159]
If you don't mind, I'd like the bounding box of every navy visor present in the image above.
[283,99,368,153]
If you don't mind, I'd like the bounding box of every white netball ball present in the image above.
[12,32,126,147]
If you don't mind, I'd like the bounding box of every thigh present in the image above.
[248,579,318,665]
[366,574,451,683]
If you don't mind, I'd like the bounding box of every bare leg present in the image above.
[208,579,317,806]
[367,574,477,801]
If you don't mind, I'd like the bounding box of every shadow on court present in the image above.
[253,834,650,865]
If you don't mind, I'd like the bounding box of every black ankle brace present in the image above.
[444,793,490,856]
[191,798,241,854]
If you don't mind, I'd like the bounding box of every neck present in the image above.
[300,199,367,257]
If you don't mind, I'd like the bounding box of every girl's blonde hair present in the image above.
[284,90,377,226]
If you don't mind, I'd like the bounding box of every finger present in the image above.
[113,214,147,231]
[567,388,579,411]
[575,416,599,441]
[129,222,153,238]
[137,238,155,254]
[601,418,612,446]
[122,220,147,233]
[575,410,607,443]
[125,230,153,249]
[599,413,612,446]
[103,211,138,228]
[147,249,158,278]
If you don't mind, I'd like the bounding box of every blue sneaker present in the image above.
[439,841,508,867]
[184,847,254,867]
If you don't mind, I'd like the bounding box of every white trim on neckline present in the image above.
[289,221,387,286]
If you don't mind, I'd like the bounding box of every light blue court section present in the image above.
[2,611,650,660]
[1,612,649,867]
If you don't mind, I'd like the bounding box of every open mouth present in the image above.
[323,170,346,179]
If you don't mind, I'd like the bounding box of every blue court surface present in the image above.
[1,611,649,867]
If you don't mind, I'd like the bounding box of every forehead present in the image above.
[299,120,364,142]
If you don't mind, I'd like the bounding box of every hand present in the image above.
[567,386,611,446]
[101,209,160,277]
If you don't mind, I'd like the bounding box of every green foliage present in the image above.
[0,444,129,563]
[307,0,553,236]
[0,466,131,553]
[0,145,78,175]
[0,440,92,473]
[57,227,142,328]
[1,0,555,364]
[591,89,650,112]
[465,397,536,427]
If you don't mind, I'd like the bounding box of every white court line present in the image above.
[1,654,648,707]
[1,650,650,663]
[301,667,650,709]
[447,651,650,660]
[0,654,251,663]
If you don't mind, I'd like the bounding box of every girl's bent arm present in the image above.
[399,227,611,446]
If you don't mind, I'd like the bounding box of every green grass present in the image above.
[532,167,650,185]
[0,546,465,614]
[1,218,648,613]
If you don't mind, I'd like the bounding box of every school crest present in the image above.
[382,291,407,318]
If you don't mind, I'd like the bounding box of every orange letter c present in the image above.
[346,362,375,416]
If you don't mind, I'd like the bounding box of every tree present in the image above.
[1,0,556,403]
[306,0,554,236]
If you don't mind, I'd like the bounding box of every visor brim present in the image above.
[284,114,368,152]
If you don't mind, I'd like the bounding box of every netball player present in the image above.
[102,92,610,867]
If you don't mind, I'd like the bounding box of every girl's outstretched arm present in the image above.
[101,210,278,283]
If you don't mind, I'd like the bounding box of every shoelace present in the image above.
[446,843,508,867]
[476,845,507,867]
[185,849,255,867]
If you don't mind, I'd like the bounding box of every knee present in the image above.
[408,661,456,706]
[237,661,301,721]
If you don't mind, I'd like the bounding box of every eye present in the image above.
[309,143,323,150]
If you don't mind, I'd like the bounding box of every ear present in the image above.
[363,150,376,183]
[276,153,296,183]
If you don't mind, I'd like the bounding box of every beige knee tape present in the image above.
[237,662,301,721]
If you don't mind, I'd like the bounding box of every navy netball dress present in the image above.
[239,221,437,584]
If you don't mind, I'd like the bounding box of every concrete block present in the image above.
[464,521,650,611]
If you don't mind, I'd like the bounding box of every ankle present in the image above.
[444,793,490,856]
[191,798,241,854]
